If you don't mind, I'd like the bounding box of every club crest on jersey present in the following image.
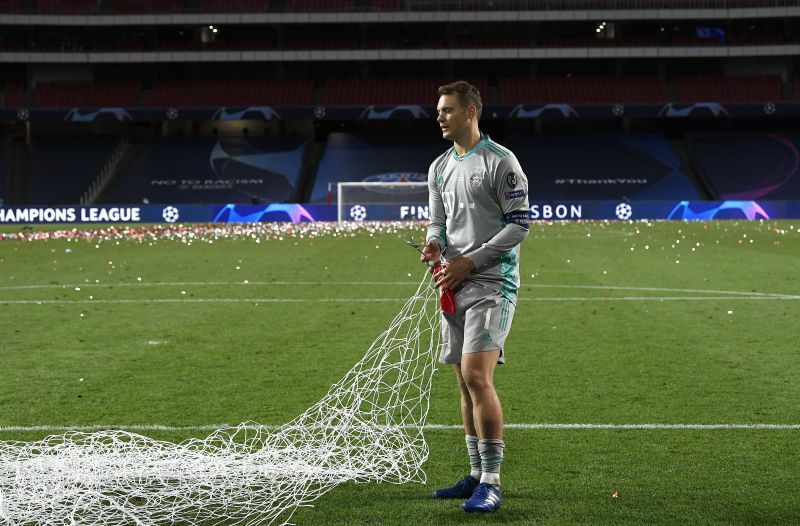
[506,172,517,188]
[435,175,444,186]
[470,168,483,186]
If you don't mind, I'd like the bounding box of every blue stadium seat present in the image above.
[29,136,119,205]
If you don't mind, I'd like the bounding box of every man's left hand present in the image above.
[434,255,475,291]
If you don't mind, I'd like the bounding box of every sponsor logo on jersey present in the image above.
[506,172,517,188]
[470,168,483,186]
[504,189,526,200]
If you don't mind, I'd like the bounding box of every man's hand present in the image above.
[434,255,475,291]
[420,239,441,267]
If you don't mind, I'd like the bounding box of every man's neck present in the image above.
[453,129,482,157]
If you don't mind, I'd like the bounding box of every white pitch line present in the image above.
[2,296,800,305]
[0,281,795,299]
[0,423,798,432]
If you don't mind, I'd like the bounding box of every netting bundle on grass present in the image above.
[0,273,440,525]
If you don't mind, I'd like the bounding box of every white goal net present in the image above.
[0,272,441,526]
[337,182,429,222]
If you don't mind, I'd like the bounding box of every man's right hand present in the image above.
[420,239,441,267]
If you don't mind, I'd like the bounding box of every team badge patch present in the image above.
[506,172,517,188]
[470,168,483,186]
[435,175,444,186]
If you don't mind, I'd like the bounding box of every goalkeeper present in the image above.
[421,80,530,514]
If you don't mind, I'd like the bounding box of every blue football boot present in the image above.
[461,482,502,513]
[431,475,479,499]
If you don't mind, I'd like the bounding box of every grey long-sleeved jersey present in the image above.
[426,134,530,302]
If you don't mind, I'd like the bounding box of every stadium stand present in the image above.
[29,136,119,205]
[371,0,405,10]
[540,36,660,47]
[310,133,443,203]
[365,37,445,49]
[146,80,314,107]
[2,81,25,108]
[283,39,359,50]
[283,0,356,12]
[323,78,489,106]
[101,136,306,204]
[673,75,782,102]
[114,0,185,14]
[0,142,6,204]
[499,76,667,104]
[686,133,800,200]
[198,0,271,12]
[453,36,530,48]
[504,133,701,200]
[38,0,98,14]
[35,81,141,108]
[0,0,20,13]
[794,74,800,100]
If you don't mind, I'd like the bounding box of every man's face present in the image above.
[436,93,472,142]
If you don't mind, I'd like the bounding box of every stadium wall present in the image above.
[1,200,799,225]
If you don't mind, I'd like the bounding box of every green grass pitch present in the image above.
[1,220,798,525]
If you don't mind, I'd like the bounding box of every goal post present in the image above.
[337,181,429,222]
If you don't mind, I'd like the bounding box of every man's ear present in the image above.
[468,105,477,120]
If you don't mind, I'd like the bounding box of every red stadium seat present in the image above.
[114,0,184,14]
[284,0,355,12]
[34,81,141,108]
[146,79,314,107]
[2,81,25,108]
[198,0,269,12]
[673,75,782,102]
[39,0,97,14]
[499,76,667,104]
[322,78,489,106]
[0,0,21,13]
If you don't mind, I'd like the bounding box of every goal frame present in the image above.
[337,181,429,222]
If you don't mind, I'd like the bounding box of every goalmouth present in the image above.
[337,181,429,223]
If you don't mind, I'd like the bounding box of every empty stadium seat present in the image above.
[2,81,25,107]
[499,76,667,104]
[146,79,314,107]
[114,0,184,14]
[35,81,141,108]
[673,75,781,102]
[323,78,489,106]
[29,135,120,204]
[198,0,269,12]
[0,0,21,13]
[284,0,355,12]
[39,0,97,14]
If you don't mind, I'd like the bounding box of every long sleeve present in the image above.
[426,157,447,250]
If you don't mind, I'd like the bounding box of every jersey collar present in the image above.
[451,132,490,162]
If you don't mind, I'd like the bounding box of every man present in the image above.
[421,80,530,513]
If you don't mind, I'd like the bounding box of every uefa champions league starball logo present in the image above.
[17,108,29,121]
[166,108,179,120]
[162,206,180,223]
[615,202,633,220]
[349,205,367,221]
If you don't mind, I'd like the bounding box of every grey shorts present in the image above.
[439,280,517,365]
